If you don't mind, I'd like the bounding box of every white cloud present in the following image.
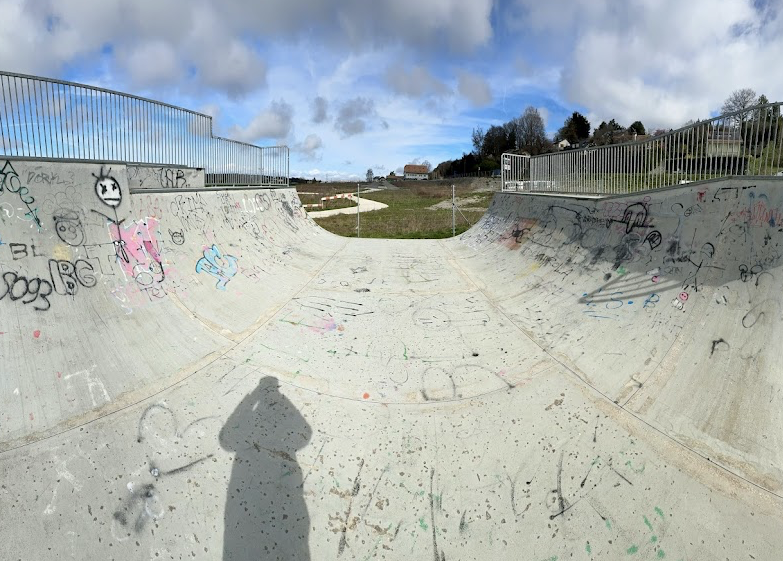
[199,103,222,119]
[193,39,267,97]
[311,96,329,123]
[294,168,362,182]
[335,97,377,137]
[294,134,324,160]
[385,63,450,98]
[537,106,550,128]
[215,0,494,53]
[119,41,184,89]
[457,70,492,106]
[516,0,783,129]
[229,100,294,142]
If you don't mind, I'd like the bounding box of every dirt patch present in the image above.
[428,195,485,211]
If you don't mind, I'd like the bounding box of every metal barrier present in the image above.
[0,71,288,186]
[502,102,783,194]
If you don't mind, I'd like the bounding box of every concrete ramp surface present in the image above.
[1,158,782,560]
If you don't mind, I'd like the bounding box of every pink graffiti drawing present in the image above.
[107,217,164,284]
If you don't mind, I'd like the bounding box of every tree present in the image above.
[502,120,518,152]
[516,106,552,155]
[592,119,624,145]
[628,121,646,136]
[471,127,484,156]
[482,125,508,159]
[721,88,757,124]
[366,168,373,182]
[557,112,591,144]
[753,94,773,123]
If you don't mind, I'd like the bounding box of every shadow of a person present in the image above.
[220,377,312,560]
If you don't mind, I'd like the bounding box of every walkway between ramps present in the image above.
[307,191,388,218]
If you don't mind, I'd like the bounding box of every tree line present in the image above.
[431,88,776,179]
[432,107,651,178]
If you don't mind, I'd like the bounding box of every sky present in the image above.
[1,0,782,181]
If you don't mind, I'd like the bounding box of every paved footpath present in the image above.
[307,189,388,218]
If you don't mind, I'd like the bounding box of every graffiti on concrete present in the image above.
[196,244,238,290]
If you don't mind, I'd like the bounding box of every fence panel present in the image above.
[503,102,783,195]
[0,71,288,186]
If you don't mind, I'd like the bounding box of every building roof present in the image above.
[404,164,429,175]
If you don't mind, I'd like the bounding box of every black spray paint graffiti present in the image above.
[129,166,191,189]
[643,230,662,250]
[113,403,217,535]
[90,166,131,266]
[53,209,86,246]
[0,160,41,227]
[49,259,97,295]
[168,229,185,245]
[620,203,649,234]
[160,168,189,189]
[8,241,43,260]
[0,259,97,311]
[0,271,53,311]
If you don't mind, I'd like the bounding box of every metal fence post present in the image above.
[356,183,360,238]
[452,183,456,237]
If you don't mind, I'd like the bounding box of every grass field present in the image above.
[296,179,497,238]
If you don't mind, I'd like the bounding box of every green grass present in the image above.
[298,179,494,239]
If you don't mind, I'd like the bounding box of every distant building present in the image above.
[705,139,743,157]
[404,164,429,180]
[557,139,571,150]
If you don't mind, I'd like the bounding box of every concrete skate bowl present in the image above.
[1,158,783,560]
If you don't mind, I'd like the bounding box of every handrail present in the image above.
[502,102,783,194]
[0,71,288,186]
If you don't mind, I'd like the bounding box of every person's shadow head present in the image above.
[220,376,312,560]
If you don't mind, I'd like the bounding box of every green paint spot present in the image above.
[245,358,251,363]
[627,545,639,555]
[605,519,612,530]
[403,344,408,360]
[617,266,628,276]
[655,506,664,519]
[327,350,337,355]
[625,460,646,473]
[418,518,428,531]
[643,515,653,531]
[586,542,592,554]
[650,535,658,543]
[657,550,666,559]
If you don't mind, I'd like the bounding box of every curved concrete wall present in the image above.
[446,178,783,491]
[0,158,342,447]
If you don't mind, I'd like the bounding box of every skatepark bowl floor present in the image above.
[1,159,783,560]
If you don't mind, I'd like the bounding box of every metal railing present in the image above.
[0,71,288,186]
[502,102,783,194]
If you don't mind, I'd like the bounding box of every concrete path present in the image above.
[0,159,782,560]
[307,190,388,218]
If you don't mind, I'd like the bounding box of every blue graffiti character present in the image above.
[195,244,238,290]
